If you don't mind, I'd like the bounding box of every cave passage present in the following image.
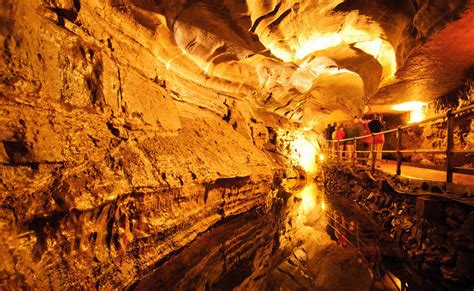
[1,0,473,290]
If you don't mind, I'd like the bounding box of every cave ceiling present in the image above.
[149,0,472,123]
[11,0,474,127]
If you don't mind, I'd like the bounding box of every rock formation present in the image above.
[0,0,473,289]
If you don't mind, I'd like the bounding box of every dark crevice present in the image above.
[268,8,292,31]
[250,2,282,33]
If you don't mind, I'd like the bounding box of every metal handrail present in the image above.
[324,104,474,183]
[326,104,474,143]
[324,213,401,290]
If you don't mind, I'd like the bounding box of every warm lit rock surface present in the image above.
[1,1,471,126]
[0,0,473,288]
[371,2,474,107]
[0,89,279,288]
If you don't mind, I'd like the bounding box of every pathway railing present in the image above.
[325,212,403,290]
[324,104,474,184]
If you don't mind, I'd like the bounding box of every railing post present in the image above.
[446,109,454,184]
[326,140,329,158]
[371,134,376,173]
[396,126,402,176]
[352,138,357,167]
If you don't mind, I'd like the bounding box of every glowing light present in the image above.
[321,201,326,211]
[388,272,402,290]
[391,101,427,111]
[408,107,426,123]
[298,183,317,214]
[319,154,325,161]
[391,101,427,123]
[295,33,342,59]
[290,57,353,92]
[354,39,397,78]
[291,26,397,78]
[291,136,317,174]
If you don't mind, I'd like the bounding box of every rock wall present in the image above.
[0,0,471,288]
[0,89,281,289]
[0,1,284,289]
[323,164,474,289]
[383,84,474,167]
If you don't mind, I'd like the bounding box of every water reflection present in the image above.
[297,183,317,215]
[322,195,431,291]
[295,182,328,226]
[295,183,422,291]
[132,182,415,290]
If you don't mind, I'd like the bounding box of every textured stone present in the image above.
[0,0,473,289]
[0,90,278,289]
[416,197,444,219]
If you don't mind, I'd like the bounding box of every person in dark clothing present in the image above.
[368,114,385,165]
[353,116,365,137]
[368,114,384,133]
[325,124,335,140]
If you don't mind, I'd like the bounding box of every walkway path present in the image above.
[378,160,474,186]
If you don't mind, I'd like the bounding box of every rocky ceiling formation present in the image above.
[2,0,472,127]
[0,0,473,289]
[371,1,474,110]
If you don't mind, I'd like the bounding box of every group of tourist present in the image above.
[325,114,385,165]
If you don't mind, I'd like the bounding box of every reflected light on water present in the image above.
[299,183,317,215]
[296,182,328,225]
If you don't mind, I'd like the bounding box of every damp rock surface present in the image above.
[0,89,279,289]
[0,0,473,289]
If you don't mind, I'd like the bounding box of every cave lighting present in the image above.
[291,136,317,174]
[321,201,326,211]
[391,101,427,123]
[291,25,397,78]
[319,153,325,161]
[408,107,426,123]
[295,33,342,60]
[391,101,427,111]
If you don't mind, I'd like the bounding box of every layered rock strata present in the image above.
[0,0,472,288]
[0,89,280,289]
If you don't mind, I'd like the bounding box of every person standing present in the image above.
[359,117,371,165]
[335,125,345,159]
[344,123,356,160]
[368,114,385,166]
[326,123,335,140]
[325,123,336,157]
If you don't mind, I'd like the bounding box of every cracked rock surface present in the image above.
[0,0,473,289]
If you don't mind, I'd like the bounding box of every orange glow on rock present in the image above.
[391,101,427,111]
[408,107,426,123]
[291,136,317,174]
